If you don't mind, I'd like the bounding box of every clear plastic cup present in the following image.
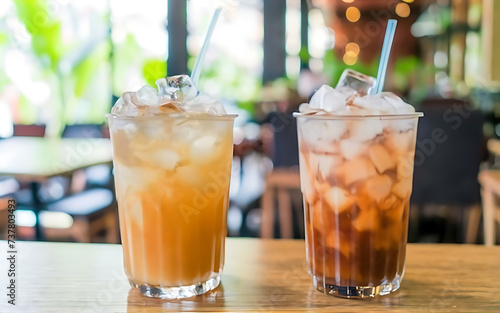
[107,113,236,299]
[295,112,422,298]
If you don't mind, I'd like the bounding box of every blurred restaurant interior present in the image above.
[0,0,500,245]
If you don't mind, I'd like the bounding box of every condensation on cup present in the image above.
[295,70,423,298]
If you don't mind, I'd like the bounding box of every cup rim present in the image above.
[105,113,238,121]
[293,112,423,120]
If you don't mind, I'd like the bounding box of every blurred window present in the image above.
[187,0,263,105]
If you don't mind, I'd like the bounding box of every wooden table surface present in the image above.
[0,136,112,181]
[0,239,499,312]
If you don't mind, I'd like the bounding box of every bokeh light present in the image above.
[395,3,411,18]
[346,7,361,22]
[403,0,414,3]
[342,0,355,3]
[345,42,360,55]
[343,51,358,65]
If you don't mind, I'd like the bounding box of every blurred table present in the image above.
[0,136,112,239]
[1,239,499,312]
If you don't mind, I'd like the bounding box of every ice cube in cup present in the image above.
[336,69,376,95]
[156,75,199,100]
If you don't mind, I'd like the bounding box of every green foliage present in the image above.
[112,34,141,95]
[13,0,63,71]
[196,55,262,109]
[73,43,110,97]
[299,45,310,64]
[143,59,167,88]
[322,49,378,85]
[0,33,8,44]
[322,49,429,104]
[18,94,37,124]
[10,0,113,131]
[393,56,420,91]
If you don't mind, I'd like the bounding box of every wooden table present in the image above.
[0,137,112,239]
[1,239,499,312]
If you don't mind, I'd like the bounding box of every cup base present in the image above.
[133,276,220,299]
[313,274,402,298]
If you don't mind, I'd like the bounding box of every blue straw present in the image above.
[191,8,222,86]
[372,19,398,95]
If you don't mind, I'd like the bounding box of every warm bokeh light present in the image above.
[402,0,414,3]
[345,42,360,55]
[395,3,411,18]
[343,51,358,65]
[342,0,355,3]
[346,6,361,22]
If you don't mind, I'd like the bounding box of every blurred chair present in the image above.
[11,123,64,205]
[61,124,104,139]
[41,188,118,243]
[26,125,116,243]
[261,169,302,238]
[13,124,46,137]
[0,198,8,239]
[477,138,500,246]
[61,124,112,191]
[411,99,484,243]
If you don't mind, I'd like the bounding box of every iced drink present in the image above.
[107,75,236,299]
[296,78,422,298]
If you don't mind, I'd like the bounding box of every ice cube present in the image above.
[308,152,342,179]
[324,186,354,214]
[126,194,143,226]
[155,75,199,100]
[299,152,314,201]
[356,194,376,212]
[396,153,415,180]
[190,135,218,163]
[351,94,397,115]
[300,120,347,148]
[380,194,399,211]
[338,157,377,186]
[336,69,376,95]
[359,174,393,202]
[384,130,415,155]
[183,94,227,115]
[171,119,203,143]
[381,195,405,224]
[340,139,366,160]
[175,165,203,186]
[382,92,415,114]
[383,119,416,133]
[308,85,354,112]
[112,92,141,116]
[324,230,351,258]
[349,118,384,142]
[392,178,412,199]
[113,162,163,191]
[135,149,180,170]
[124,123,138,136]
[367,144,396,173]
[136,85,160,106]
[353,209,380,232]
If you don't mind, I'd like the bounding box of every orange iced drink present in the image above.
[108,76,236,299]
[296,84,422,298]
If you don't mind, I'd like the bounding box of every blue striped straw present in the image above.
[372,19,398,95]
[191,8,222,86]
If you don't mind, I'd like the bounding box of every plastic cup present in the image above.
[295,112,422,298]
[107,113,236,299]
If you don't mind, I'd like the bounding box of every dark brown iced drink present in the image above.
[296,83,422,298]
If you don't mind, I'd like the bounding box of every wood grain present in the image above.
[0,239,499,312]
[0,137,112,181]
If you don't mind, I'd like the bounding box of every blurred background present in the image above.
[0,0,500,244]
